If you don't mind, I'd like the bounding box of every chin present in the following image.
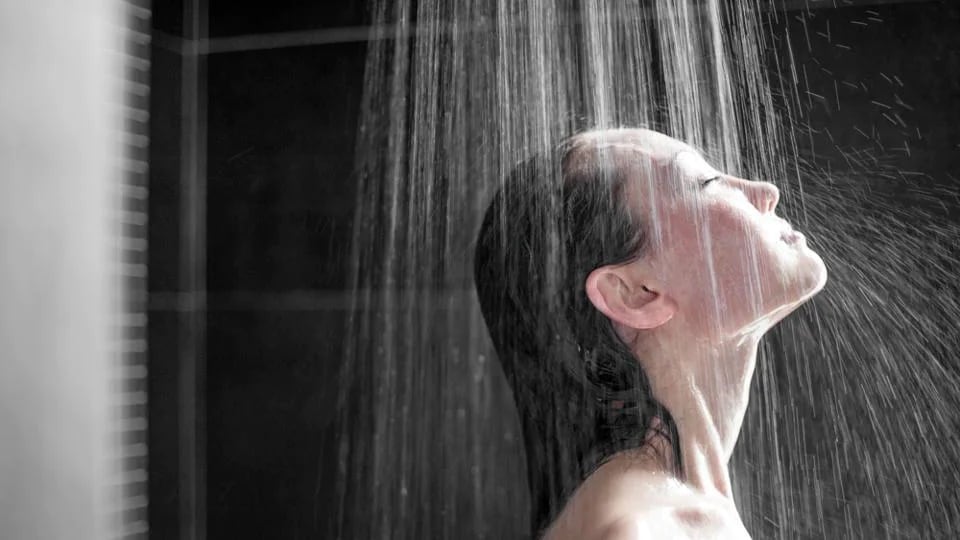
[799,247,828,298]
[766,249,828,314]
[761,264,826,328]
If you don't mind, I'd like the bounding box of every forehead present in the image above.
[574,129,707,169]
[571,129,719,183]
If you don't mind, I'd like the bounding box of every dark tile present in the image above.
[208,0,368,38]
[147,310,183,540]
[152,0,185,37]
[148,45,184,292]
[206,309,346,539]
[205,43,366,292]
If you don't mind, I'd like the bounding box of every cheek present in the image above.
[706,207,806,313]
[656,209,708,266]
[659,203,776,293]
[697,207,780,296]
[656,207,742,291]
[708,199,761,239]
[688,204,760,265]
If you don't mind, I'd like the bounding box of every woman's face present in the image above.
[610,130,827,339]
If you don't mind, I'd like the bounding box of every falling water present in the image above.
[333,1,960,538]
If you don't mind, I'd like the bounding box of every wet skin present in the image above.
[544,129,827,540]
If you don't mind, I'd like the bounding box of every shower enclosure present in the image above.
[146,1,960,538]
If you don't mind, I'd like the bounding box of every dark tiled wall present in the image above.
[778,1,960,183]
[205,43,364,292]
[149,2,368,538]
[202,38,365,540]
[148,21,186,540]
[206,310,346,539]
[208,0,368,37]
[149,1,960,538]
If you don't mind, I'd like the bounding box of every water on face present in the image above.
[333,1,960,538]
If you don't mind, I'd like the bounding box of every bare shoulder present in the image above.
[544,457,750,540]
[597,504,750,540]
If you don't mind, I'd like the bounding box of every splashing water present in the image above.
[332,1,960,538]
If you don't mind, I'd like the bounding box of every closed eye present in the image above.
[701,175,721,187]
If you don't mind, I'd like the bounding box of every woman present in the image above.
[473,129,826,538]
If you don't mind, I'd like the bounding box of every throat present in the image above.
[643,340,761,499]
[676,416,735,497]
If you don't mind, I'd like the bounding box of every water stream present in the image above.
[333,1,960,537]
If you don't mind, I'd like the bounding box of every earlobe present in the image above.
[585,267,677,330]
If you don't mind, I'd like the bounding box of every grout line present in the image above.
[148,289,477,311]
[205,26,384,53]
[177,0,208,538]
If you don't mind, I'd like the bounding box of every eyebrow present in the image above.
[675,150,724,176]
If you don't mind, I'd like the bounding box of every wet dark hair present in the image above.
[473,136,681,537]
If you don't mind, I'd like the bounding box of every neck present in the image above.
[634,330,761,499]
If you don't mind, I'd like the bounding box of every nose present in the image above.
[728,176,779,213]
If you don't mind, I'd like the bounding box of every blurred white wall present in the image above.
[0,1,123,538]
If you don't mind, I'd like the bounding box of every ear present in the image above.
[585,265,676,330]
